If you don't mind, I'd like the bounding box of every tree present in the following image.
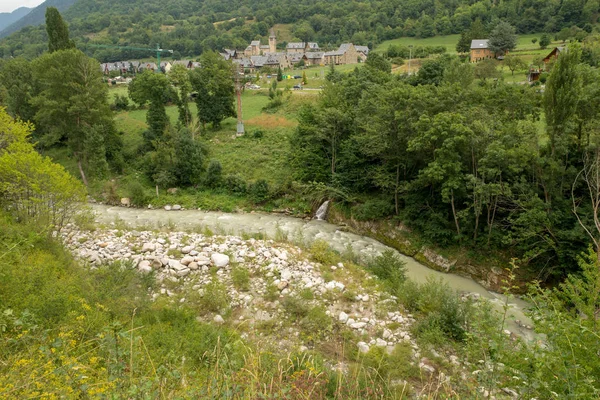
[532,38,538,44]
[277,66,283,82]
[415,57,447,86]
[444,59,474,87]
[189,51,235,129]
[45,7,75,53]
[365,52,392,73]
[488,21,517,54]
[474,59,501,81]
[543,44,582,157]
[169,64,193,126]
[129,70,173,145]
[302,70,308,85]
[456,19,487,54]
[539,34,552,49]
[32,49,116,186]
[456,31,472,53]
[0,108,86,230]
[503,55,527,75]
[0,58,37,122]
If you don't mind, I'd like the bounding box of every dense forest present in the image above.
[0,0,599,61]
[290,51,600,280]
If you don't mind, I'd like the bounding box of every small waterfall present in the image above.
[314,200,330,221]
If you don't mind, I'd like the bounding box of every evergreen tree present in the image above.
[277,66,283,82]
[31,49,116,186]
[45,7,75,53]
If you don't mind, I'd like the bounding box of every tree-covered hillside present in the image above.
[1,0,599,61]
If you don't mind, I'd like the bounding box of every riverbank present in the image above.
[87,203,535,339]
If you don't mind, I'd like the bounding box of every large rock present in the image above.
[120,197,131,206]
[180,255,194,266]
[141,243,155,252]
[357,342,370,354]
[172,204,182,211]
[181,245,194,254]
[213,314,225,324]
[138,260,152,273]
[164,205,172,211]
[211,253,229,268]
[339,311,349,324]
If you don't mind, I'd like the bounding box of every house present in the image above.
[470,40,494,62]
[324,43,360,65]
[286,42,320,54]
[355,45,369,62]
[543,46,564,65]
[303,52,324,66]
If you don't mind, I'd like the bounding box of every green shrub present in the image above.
[224,174,247,195]
[300,306,332,340]
[367,250,407,295]
[352,199,394,221]
[309,240,340,266]
[205,159,223,188]
[127,180,148,206]
[252,129,264,139]
[199,278,230,313]
[282,296,310,319]
[248,179,270,203]
[399,277,471,343]
[231,265,250,291]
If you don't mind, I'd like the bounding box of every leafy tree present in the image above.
[474,59,501,81]
[45,7,75,53]
[31,49,116,185]
[543,44,582,157]
[169,64,193,126]
[488,21,518,54]
[129,70,173,145]
[174,129,206,186]
[415,57,446,86]
[539,33,552,49]
[532,38,538,44]
[0,108,85,229]
[365,52,392,73]
[0,58,37,122]
[503,55,527,75]
[443,58,474,87]
[189,51,235,129]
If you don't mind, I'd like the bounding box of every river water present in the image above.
[89,204,534,338]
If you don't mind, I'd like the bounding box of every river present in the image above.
[89,204,534,339]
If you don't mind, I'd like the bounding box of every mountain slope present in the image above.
[0,0,598,60]
[0,7,32,32]
[0,0,77,38]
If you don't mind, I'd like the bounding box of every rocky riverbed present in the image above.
[61,225,421,359]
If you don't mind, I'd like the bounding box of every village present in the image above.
[100,28,370,79]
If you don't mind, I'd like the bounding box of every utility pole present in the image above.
[234,62,245,136]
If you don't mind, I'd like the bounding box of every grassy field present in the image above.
[376,32,562,57]
[106,86,311,188]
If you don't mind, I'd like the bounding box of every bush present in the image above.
[127,180,148,206]
[231,265,250,291]
[300,306,332,340]
[199,278,230,313]
[111,94,129,111]
[248,179,269,203]
[309,240,340,266]
[252,129,264,139]
[352,199,394,221]
[399,278,471,343]
[222,174,246,195]
[539,72,549,84]
[205,160,223,188]
[367,250,407,295]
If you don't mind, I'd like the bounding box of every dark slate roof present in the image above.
[287,42,305,49]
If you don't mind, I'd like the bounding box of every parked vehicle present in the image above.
[293,84,303,90]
